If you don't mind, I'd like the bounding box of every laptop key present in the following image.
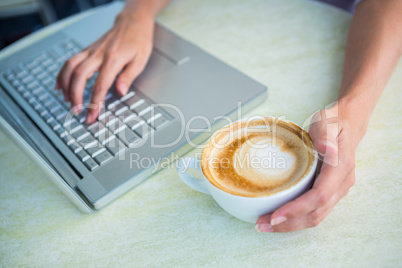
[25,95,36,105]
[47,118,61,130]
[84,158,98,171]
[150,115,169,130]
[88,122,106,137]
[34,54,47,64]
[3,71,13,80]
[47,64,58,73]
[55,127,66,137]
[119,109,136,123]
[132,101,151,115]
[45,100,59,111]
[29,99,42,110]
[38,93,52,104]
[7,79,20,88]
[27,81,40,91]
[71,127,90,141]
[140,109,158,123]
[55,110,68,122]
[132,122,151,138]
[94,150,112,165]
[36,107,47,117]
[14,68,29,80]
[100,113,116,127]
[61,133,75,145]
[32,86,45,96]
[114,103,128,116]
[42,112,53,123]
[118,128,140,147]
[79,135,97,149]
[60,115,76,127]
[120,91,135,102]
[15,70,29,79]
[107,99,120,110]
[97,130,115,145]
[27,96,37,105]
[107,118,126,134]
[138,106,152,117]
[65,119,80,132]
[105,139,126,156]
[75,150,89,162]
[22,76,33,85]
[124,95,143,110]
[125,115,145,130]
[15,84,28,95]
[42,77,54,88]
[86,144,106,158]
[68,141,82,153]
[41,59,52,67]
[36,72,47,81]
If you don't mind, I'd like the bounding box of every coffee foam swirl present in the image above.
[201,118,315,197]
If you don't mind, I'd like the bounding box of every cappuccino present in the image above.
[201,118,315,197]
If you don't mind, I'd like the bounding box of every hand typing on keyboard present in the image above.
[56,0,170,124]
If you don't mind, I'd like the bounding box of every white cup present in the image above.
[176,120,318,223]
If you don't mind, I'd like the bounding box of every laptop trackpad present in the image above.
[135,49,176,83]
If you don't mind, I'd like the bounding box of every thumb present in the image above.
[309,110,339,167]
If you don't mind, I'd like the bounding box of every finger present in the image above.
[57,51,88,101]
[272,205,333,232]
[257,120,356,232]
[271,176,354,233]
[257,169,353,233]
[86,54,126,123]
[256,153,355,233]
[68,57,101,114]
[258,181,346,233]
[309,111,340,167]
[268,141,355,228]
[257,208,327,233]
[268,160,348,225]
[115,53,150,96]
[255,214,274,232]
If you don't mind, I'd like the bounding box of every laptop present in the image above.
[0,2,267,212]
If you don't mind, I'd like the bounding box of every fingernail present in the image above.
[119,82,128,95]
[270,216,287,226]
[256,223,273,233]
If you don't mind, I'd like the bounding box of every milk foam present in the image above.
[234,137,296,178]
[201,118,315,197]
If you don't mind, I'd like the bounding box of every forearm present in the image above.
[338,0,402,135]
[118,0,170,21]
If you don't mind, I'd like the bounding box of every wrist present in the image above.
[335,97,371,143]
[115,8,154,26]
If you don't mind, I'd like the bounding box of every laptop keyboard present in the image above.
[1,39,170,171]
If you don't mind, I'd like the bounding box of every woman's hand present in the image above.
[256,103,366,232]
[56,13,154,123]
[255,0,402,233]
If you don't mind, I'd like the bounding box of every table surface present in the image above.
[1,0,401,266]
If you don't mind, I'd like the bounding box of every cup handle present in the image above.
[176,156,210,195]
